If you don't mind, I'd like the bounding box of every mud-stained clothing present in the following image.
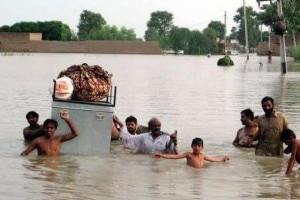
[255,111,288,157]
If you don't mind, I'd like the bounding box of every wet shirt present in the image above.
[255,111,288,157]
[120,127,177,154]
[237,128,253,145]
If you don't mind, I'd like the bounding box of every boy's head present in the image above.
[280,128,296,145]
[43,119,58,137]
[191,137,203,146]
[191,138,204,154]
[26,111,39,126]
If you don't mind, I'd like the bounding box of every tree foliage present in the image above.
[89,25,136,40]
[208,21,226,39]
[77,10,106,40]
[0,21,72,41]
[146,11,173,37]
[233,6,260,48]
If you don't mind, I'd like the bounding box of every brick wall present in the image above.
[257,34,300,56]
[0,32,162,54]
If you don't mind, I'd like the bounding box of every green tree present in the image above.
[0,25,11,32]
[233,6,260,48]
[10,22,40,32]
[144,27,159,41]
[229,26,238,40]
[169,26,190,53]
[208,21,226,39]
[201,27,219,54]
[38,21,72,41]
[2,21,72,41]
[144,11,173,49]
[146,11,173,36]
[77,10,106,40]
[89,25,136,41]
[120,27,136,40]
[186,30,203,55]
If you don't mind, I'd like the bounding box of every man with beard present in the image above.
[114,116,178,154]
[21,111,79,156]
[111,115,149,140]
[255,96,288,157]
[233,108,259,148]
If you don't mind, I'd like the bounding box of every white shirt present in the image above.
[120,127,177,154]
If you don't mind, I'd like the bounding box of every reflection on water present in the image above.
[1,53,300,199]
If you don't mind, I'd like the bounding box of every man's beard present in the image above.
[264,108,273,115]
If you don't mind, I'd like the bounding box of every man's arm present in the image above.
[59,112,79,142]
[233,129,241,147]
[286,140,297,175]
[166,130,178,154]
[20,140,37,156]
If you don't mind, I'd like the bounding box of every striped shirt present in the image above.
[120,127,177,154]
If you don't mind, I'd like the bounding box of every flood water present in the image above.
[1,53,300,199]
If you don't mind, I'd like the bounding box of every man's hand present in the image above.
[170,130,178,146]
[153,153,163,158]
[60,110,70,120]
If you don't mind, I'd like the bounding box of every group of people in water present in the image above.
[232,96,300,175]
[21,96,300,175]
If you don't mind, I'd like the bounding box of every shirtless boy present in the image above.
[280,128,300,175]
[21,111,79,156]
[154,137,229,168]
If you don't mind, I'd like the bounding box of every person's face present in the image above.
[192,144,203,154]
[149,119,161,136]
[262,100,274,115]
[240,113,248,125]
[44,123,56,137]
[27,115,38,126]
[126,121,137,134]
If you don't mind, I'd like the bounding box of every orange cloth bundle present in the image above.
[57,63,112,102]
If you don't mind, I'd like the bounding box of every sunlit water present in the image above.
[1,53,300,199]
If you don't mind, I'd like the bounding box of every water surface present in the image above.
[1,53,300,199]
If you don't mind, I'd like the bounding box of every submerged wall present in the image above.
[0,32,162,55]
[257,34,300,56]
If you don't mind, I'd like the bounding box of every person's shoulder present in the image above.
[23,126,30,131]
[32,136,45,144]
[136,125,149,134]
[274,111,286,118]
[237,127,244,134]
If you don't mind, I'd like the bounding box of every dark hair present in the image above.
[191,137,203,146]
[125,116,137,124]
[43,119,58,129]
[280,128,296,141]
[26,111,39,119]
[241,108,254,120]
[261,96,274,105]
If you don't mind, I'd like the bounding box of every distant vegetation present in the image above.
[292,46,300,61]
[0,1,299,55]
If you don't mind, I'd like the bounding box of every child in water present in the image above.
[280,128,300,175]
[154,137,229,168]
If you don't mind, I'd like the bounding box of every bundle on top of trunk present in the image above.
[57,63,112,102]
